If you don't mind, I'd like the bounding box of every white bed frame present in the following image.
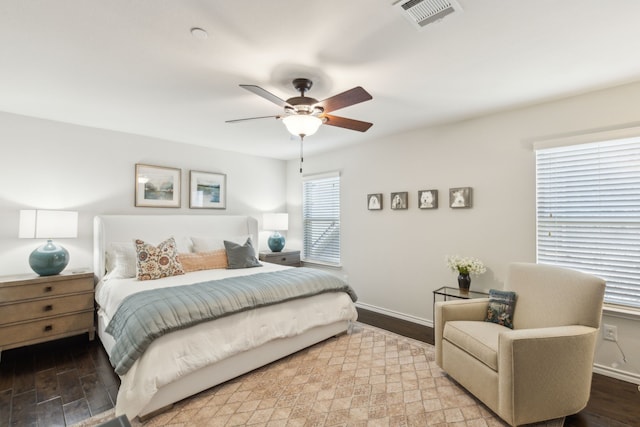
[93,215,350,419]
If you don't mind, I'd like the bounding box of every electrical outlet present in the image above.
[603,324,618,342]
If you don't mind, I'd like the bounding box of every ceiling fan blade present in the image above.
[239,84,290,107]
[225,115,281,123]
[318,86,372,113]
[322,114,373,132]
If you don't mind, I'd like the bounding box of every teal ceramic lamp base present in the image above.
[268,231,286,252]
[29,239,69,276]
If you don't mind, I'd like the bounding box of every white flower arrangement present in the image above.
[446,255,487,276]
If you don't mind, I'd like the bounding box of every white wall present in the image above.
[0,111,287,275]
[286,80,640,383]
[1,80,639,384]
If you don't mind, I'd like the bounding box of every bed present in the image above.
[93,214,358,420]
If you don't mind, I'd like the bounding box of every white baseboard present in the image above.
[593,363,640,385]
[355,302,433,328]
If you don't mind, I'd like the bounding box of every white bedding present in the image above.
[96,264,358,419]
[96,262,290,320]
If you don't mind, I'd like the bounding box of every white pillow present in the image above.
[191,235,251,252]
[105,242,137,279]
[172,236,194,253]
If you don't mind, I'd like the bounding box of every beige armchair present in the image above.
[435,262,605,426]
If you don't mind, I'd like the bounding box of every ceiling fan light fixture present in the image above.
[282,115,322,137]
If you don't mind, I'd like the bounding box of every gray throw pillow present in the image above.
[223,237,262,269]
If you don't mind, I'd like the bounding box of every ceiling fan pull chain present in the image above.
[299,135,304,173]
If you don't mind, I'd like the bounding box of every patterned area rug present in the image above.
[73,323,564,426]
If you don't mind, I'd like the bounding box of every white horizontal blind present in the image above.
[536,137,640,309]
[302,173,341,266]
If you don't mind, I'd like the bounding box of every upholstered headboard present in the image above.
[93,215,259,281]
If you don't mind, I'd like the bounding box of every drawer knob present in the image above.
[44,305,53,312]
[44,325,53,332]
[44,286,53,293]
[281,257,287,262]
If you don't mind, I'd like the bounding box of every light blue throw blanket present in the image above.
[105,267,357,375]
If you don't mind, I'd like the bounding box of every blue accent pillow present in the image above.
[223,237,262,269]
[485,289,517,329]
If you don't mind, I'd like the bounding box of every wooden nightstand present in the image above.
[259,250,301,267]
[0,271,95,358]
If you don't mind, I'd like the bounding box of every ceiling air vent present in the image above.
[393,0,463,30]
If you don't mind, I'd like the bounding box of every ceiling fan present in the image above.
[226,78,373,138]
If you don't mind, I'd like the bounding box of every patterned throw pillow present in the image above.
[485,289,517,329]
[179,249,228,272]
[134,237,185,281]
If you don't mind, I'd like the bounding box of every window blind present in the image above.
[536,137,640,309]
[302,172,341,266]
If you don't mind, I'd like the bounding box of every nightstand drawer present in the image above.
[0,311,94,347]
[0,276,93,303]
[259,251,301,267]
[0,293,94,325]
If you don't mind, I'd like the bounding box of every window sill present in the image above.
[301,260,342,269]
[602,303,640,321]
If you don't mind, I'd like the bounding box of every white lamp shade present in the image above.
[19,210,78,239]
[282,115,322,137]
[263,213,289,231]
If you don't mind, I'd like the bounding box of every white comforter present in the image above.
[95,264,358,419]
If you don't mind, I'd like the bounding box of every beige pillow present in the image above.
[134,237,185,281]
[179,250,228,272]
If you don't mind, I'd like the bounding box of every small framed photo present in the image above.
[391,192,408,210]
[418,190,438,209]
[367,193,383,210]
[135,164,181,208]
[190,170,227,209]
[449,187,472,208]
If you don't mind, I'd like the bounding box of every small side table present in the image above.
[432,286,489,325]
[433,286,489,303]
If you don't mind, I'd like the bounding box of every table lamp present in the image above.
[263,213,288,252]
[19,209,78,276]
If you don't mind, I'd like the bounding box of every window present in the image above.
[536,137,640,309]
[302,172,341,266]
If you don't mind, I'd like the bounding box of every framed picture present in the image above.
[418,189,438,209]
[390,192,408,210]
[367,193,382,210]
[135,163,181,208]
[449,187,472,208]
[190,170,227,209]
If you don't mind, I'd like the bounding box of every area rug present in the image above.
[73,323,564,426]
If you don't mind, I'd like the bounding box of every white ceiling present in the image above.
[2,0,640,160]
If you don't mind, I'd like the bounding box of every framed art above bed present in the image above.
[135,164,181,208]
[189,170,226,209]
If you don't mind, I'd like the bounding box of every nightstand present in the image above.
[259,250,301,267]
[0,271,95,358]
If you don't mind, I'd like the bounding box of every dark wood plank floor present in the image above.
[0,334,119,426]
[1,310,638,426]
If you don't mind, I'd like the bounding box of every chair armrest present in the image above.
[498,325,599,425]
[434,298,489,366]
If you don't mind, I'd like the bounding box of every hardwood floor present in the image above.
[0,309,637,426]
[0,334,119,426]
